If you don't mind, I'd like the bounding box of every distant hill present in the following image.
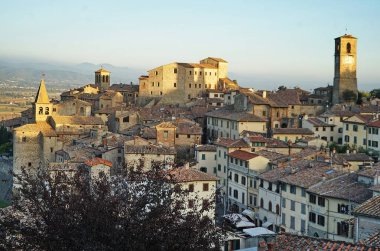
[0,59,143,87]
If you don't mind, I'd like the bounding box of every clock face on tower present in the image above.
[344,55,354,64]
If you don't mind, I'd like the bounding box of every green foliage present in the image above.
[370,89,380,99]
[0,200,9,208]
[328,143,355,153]
[0,126,11,145]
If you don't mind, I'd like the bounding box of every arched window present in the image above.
[347,43,351,53]
[260,198,264,208]
[38,107,43,115]
[102,75,105,82]
[45,107,49,115]
[80,107,84,116]
[268,201,272,212]
[106,75,109,82]
[276,204,280,215]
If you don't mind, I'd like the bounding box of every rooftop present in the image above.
[51,116,104,126]
[228,150,259,161]
[353,195,380,219]
[85,157,112,167]
[333,153,373,165]
[124,144,176,155]
[272,128,314,135]
[167,167,218,183]
[305,117,335,127]
[214,138,250,148]
[205,107,266,122]
[196,144,217,152]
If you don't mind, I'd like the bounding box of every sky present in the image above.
[1,0,379,90]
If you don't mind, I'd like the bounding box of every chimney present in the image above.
[184,162,190,169]
[346,149,350,155]
[262,90,267,99]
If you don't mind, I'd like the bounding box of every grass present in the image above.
[0,200,9,208]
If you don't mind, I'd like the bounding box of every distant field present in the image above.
[0,105,29,113]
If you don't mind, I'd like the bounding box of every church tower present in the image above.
[332,34,358,104]
[33,78,52,122]
[95,67,111,91]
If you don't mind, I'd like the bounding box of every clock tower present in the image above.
[332,34,358,104]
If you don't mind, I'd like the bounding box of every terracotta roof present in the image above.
[353,195,380,219]
[51,116,104,125]
[177,63,217,69]
[255,149,287,162]
[207,57,227,63]
[358,166,380,178]
[333,153,373,165]
[368,120,380,128]
[13,121,57,136]
[196,144,217,152]
[206,107,267,122]
[215,138,250,148]
[273,128,314,135]
[265,138,290,148]
[370,184,380,193]
[228,150,258,161]
[35,79,50,104]
[167,167,218,183]
[141,127,157,139]
[85,157,112,167]
[109,83,138,93]
[306,117,335,127]
[363,231,380,248]
[307,173,372,203]
[270,89,302,105]
[156,121,177,129]
[343,114,374,125]
[279,160,342,188]
[274,232,375,251]
[247,135,267,143]
[320,109,356,118]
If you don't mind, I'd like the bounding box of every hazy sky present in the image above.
[1,0,379,90]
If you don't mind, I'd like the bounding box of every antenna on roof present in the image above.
[345,27,348,35]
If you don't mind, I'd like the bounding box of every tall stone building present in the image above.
[95,67,111,91]
[138,57,238,104]
[332,34,358,104]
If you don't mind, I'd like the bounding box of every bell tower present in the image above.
[33,77,52,122]
[95,67,111,91]
[332,34,358,104]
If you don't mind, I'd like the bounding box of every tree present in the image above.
[0,165,222,250]
[370,89,380,99]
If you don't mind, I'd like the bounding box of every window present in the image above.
[290,185,296,194]
[276,204,280,215]
[268,182,272,191]
[316,127,319,131]
[162,130,168,139]
[241,176,246,185]
[262,111,267,116]
[317,215,325,226]
[189,71,192,75]
[290,200,295,211]
[301,188,306,197]
[249,179,253,188]
[268,201,272,212]
[151,82,154,87]
[373,141,379,148]
[363,138,367,145]
[188,184,194,192]
[338,204,349,214]
[188,200,194,208]
[189,84,191,88]
[201,154,206,160]
[50,147,53,153]
[187,134,190,138]
[233,190,238,199]
[174,83,176,87]
[38,107,43,115]
[174,68,177,74]
[157,82,160,87]
[282,183,287,192]
[203,183,209,191]
[22,136,27,142]
[309,212,316,223]
[218,164,221,171]
[337,222,349,237]
[301,220,306,233]
[282,213,286,225]
[242,192,245,204]
[260,198,264,208]
[123,116,130,123]
[200,167,207,173]
[354,136,357,144]
[346,124,349,130]
[155,71,158,75]
[318,197,325,207]
[344,135,350,143]
[176,134,179,138]
[290,216,295,229]
[282,198,286,208]
[330,127,334,131]
[346,42,351,53]
[309,194,316,204]
[301,203,306,214]
[249,195,253,205]
[353,125,358,132]
[234,174,238,182]
[45,107,49,115]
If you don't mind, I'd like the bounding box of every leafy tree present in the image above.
[0,165,222,250]
[370,89,380,99]
[0,126,11,146]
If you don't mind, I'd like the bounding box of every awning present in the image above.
[262,221,273,228]
[243,227,276,237]
[241,209,255,221]
[236,221,255,228]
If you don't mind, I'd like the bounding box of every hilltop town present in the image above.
[2,34,380,250]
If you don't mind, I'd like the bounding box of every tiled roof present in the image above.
[247,135,267,143]
[205,107,267,122]
[273,128,314,135]
[307,173,372,203]
[368,120,380,128]
[290,147,321,159]
[35,79,50,104]
[370,184,380,193]
[85,157,112,167]
[270,89,302,105]
[207,57,227,63]
[355,105,380,114]
[228,150,258,161]
[51,116,104,125]
[196,144,217,152]
[343,114,374,124]
[258,167,290,183]
[109,83,138,92]
[363,231,380,248]
[265,138,290,148]
[255,150,287,162]
[333,153,373,165]
[79,93,102,100]
[141,127,157,139]
[177,63,217,69]
[124,144,176,155]
[274,233,375,251]
[167,167,218,183]
[156,121,177,128]
[95,68,110,73]
[306,117,334,127]
[358,166,380,178]
[215,138,250,148]
[353,195,380,219]
[320,109,356,118]
[14,121,57,136]
[279,160,342,188]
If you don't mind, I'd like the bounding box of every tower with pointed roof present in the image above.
[95,67,110,91]
[332,34,358,105]
[33,78,53,122]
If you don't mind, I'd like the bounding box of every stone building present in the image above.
[138,57,238,104]
[332,34,358,105]
[95,67,111,91]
